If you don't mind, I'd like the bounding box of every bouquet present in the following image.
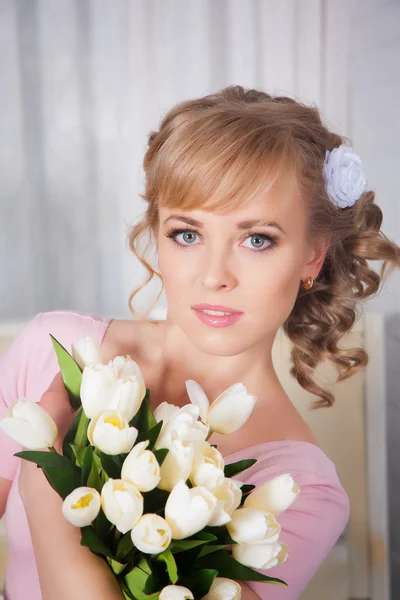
[0,335,300,599]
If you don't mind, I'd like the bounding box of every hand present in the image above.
[18,372,79,500]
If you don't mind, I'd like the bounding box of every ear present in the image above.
[301,238,329,280]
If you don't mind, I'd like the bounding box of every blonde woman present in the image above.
[1,86,399,600]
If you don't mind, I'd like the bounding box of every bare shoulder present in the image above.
[100,317,162,364]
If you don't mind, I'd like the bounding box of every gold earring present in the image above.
[302,277,314,290]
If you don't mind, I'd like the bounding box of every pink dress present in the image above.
[0,310,350,600]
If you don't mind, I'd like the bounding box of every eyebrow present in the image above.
[163,214,286,235]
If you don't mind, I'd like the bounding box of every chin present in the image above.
[182,320,254,357]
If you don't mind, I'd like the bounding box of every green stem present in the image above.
[74,408,90,447]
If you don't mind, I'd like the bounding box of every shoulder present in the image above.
[229,439,350,532]
[1,310,112,403]
[236,441,350,596]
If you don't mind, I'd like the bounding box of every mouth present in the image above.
[191,303,243,316]
[191,304,243,328]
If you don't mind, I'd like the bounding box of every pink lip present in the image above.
[191,303,243,314]
[191,304,243,328]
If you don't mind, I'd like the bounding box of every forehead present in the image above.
[159,178,306,231]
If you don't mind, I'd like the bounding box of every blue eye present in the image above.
[242,233,276,252]
[165,228,200,246]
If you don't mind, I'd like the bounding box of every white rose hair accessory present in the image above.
[323,144,367,209]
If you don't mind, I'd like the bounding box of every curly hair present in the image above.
[128,85,400,408]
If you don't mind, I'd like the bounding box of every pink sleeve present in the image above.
[0,310,112,481]
[227,442,350,600]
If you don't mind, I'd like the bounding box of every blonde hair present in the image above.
[128,85,400,408]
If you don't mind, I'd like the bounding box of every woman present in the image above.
[1,86,399,600]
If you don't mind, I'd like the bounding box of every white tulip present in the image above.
[62,486,101,527]
[243,474,300,516]
[185,381,256,435]
[154,402,181,423]
[0,398,58,450]
[232,541,289,570]
[106,356,146,421]
[80,363,117,419]
[190,441,225,489]
[101,479,143,534]
[121,440,161,492]
[131,513,172,554]
[201,578,241,600]
[208,478,242,527]
[154,404,209,451]
[158,440,194,492]
[159,585,194,600]
[227,508,280,544]
[71,336,104,370]
[165,480,217,539]
[107,378,146,423]
[88,410,138,455]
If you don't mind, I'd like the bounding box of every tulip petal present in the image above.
[201,577,241,600]
[208,384,256,434]
[185,380,209,422]
[243,473,300,516]
[232,541,288,570]
[71,337,104,369]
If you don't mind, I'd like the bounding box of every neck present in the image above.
[148,318,286,408]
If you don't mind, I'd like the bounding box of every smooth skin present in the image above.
[3,183,328,599]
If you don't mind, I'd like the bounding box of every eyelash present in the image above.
[164,227,278,254]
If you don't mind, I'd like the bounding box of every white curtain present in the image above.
[0,0,353,320]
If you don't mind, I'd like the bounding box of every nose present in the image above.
[200,247,238,292]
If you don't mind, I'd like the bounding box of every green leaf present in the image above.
[136,420,163,449]
[82,446,94,485]
[108,557,127,575]
[186,569,218,599]
[240,484,256,496]
[198,544,228,558]
[116,531,135,562]
[143,487,169,514]
[99,452,122,479]
[42,465,81,500]
[70,444,87,468]
[50,335,82,410]
[156,547,178,584]
[123,566,160,600]
[14,450,73,469]
[88,452,104,493]
[63,409,84,459]
[130,390,156,431]
[153,448,169,467]
[74,409,90,448]
[196,550,287,585]
[95,507,113,540]
[224,459,257,478]
[169,539,213,554]
[80,526,115,560]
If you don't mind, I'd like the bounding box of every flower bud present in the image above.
[121,441,161,492]
[208,478,242,527]
[201,578,241,600]
[131,513,172,554]
[227,508,280,544]
[159,585,194,600]
[101,479,143,534]
[232,541,289,570]
[185,380,256,435]
[190,441,224,489]
[88,410,138,455]
[243,474,300,516]
[71,336,104,370]
[0,398,58,450]
[62,486,101,527]
[165,480,217,539]
[158,440,194,492]
[80,363,117,419]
